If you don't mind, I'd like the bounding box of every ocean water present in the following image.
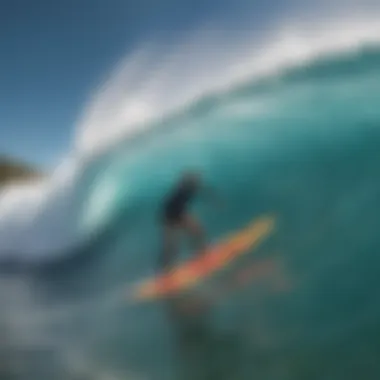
[2,20,380,380]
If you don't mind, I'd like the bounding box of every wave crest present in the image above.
[77,12,380,157]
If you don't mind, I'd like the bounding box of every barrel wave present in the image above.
[1,26,380,380]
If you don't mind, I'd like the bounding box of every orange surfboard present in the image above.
[131,215,275,301]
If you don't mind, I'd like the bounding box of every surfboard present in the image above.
[130,215,275,301]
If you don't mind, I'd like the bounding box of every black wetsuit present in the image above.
[163,183,198,224]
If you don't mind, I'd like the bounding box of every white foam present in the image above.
[0,157,81,259]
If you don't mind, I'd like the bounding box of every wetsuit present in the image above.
[163,183,198,224]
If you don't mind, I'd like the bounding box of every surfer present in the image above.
[159,171,220,271]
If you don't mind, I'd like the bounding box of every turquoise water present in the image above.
[2,48,380,379]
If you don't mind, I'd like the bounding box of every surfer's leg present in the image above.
[182,214,206,254]
[159,225,179,271]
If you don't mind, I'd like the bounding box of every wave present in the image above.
[1,7,380,262]
[77,12,380,157]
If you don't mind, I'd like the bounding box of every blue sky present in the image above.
[0,0,287,168]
